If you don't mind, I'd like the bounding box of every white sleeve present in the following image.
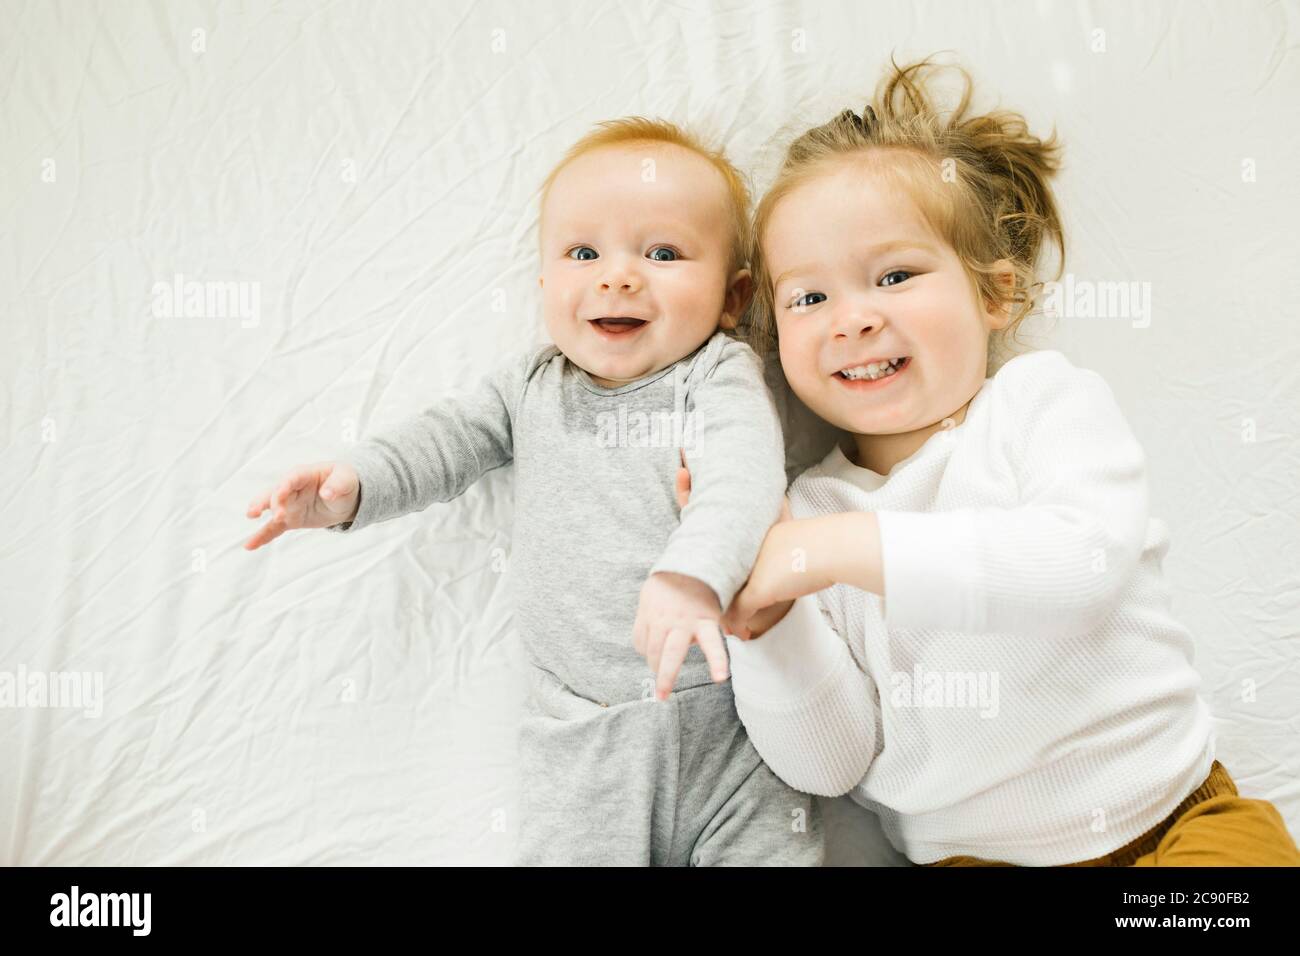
[876,351,1149,639]
[725,594,878,797]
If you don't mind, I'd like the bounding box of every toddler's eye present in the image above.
[790,292,827,309]
[567,246,598,261]
[647,246,679,262]
[880,270,912,287]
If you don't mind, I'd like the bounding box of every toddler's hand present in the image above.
[720,516,822,640]
[633,571,728,701]
[244,461,359,551]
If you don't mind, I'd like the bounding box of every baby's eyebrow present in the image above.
[551,221,706,246]
[640,220,709,243]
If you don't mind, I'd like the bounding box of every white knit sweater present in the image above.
[724,349,1215,866]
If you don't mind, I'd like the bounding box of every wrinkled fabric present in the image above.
[1,0,1293,865]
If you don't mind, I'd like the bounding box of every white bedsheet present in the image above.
[2,0,1296,865]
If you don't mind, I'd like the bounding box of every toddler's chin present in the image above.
[820,401,910,438]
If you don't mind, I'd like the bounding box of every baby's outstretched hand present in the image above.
[633,571,727,702]
[244,461,359,551]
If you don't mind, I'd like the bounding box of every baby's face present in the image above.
[764,163,1010,440]
[538,143,747,387]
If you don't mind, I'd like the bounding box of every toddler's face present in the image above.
[764,164,1010,449]
[538,143,748,387]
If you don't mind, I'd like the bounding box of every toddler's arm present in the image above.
[664,457,881,795]
[727,593,879,796]
[870,351,1150,638]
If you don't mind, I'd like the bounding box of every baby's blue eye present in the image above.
[791,292,827,309]
[648,247,678,262]
[568,246,598,261]
[881,270,912,286]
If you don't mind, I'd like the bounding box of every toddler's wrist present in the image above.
[746,599,795,639]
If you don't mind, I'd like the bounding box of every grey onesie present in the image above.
[327,329,824,866]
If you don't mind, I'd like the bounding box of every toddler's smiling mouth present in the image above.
[833,356,911,388]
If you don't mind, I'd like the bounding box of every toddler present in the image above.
[245,118,824,866]
[669,58,1300,867]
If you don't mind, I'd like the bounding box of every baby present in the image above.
[244,118,824,866]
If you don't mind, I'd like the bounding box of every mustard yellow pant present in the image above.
[927,761,1300,867]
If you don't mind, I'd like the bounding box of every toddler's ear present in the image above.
[983,259,1016,330]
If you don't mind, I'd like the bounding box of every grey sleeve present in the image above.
[649,339,787,612]
[325,348,537,534]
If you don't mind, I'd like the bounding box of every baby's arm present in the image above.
[245,348,535,548]
[634,341,788,696]
[651,341,788,609]
[324,349,533,534]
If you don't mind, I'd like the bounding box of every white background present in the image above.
[1,0,1296,864]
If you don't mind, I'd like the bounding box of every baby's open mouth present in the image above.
[591,317,648,333]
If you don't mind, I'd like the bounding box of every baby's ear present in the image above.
[721,268,754,329]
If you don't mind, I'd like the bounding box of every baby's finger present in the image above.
[632,611,648,656]
[655,626,694,701]
[243,516,285,551]
[274,468,313,509]
[644,625,667,676]
[674,467,691,510]
[694,619,729,682]
[247,489,272,518]
[319,463,353,502]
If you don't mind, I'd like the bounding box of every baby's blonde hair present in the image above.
[538,117,753,276]
[744,55,1066,368]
